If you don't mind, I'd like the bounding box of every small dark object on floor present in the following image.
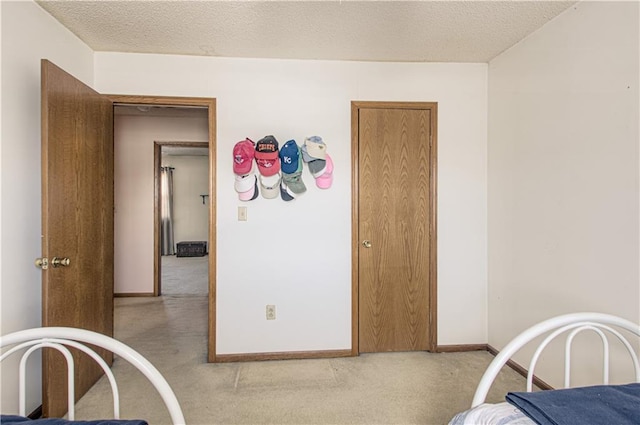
[176,241,207,257]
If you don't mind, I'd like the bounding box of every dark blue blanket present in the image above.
[0,415,147,425]
[506,383,640,425]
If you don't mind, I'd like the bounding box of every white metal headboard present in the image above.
[1,327,186,424]
[472,312,640,408]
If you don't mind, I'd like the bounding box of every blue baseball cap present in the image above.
[279,140,301,175]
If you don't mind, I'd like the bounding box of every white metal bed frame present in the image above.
[1,327,186,424]
[471,312,640,408]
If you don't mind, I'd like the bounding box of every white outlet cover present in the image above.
[266,305,276,320]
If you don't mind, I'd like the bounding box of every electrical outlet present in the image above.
[238,206,247,221]
[266,304,276,320]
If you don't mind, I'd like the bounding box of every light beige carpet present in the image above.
[75,258,526,424]
[161,255,208,296]
[73,293,526,425]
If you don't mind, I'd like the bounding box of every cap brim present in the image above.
[283,173,307,194]
[316,156,333,189]
[280,181,295,201]
[281,163,298,174]
[234,173,256,192]
[234,162,252,175]
[238,179,259,200]
[259,174,281,199]
[316,174,333,189]
[308,159,327,178]
[258,160,281,176]
[306,145,326,160]
[262,187,279,199]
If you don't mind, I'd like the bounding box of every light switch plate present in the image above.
[238,206,247,221]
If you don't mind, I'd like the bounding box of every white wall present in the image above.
[488,1,640,386]
[161,155,209,247]
[96,54,489,353]
[0,0,95,414]
[114,115,208,294]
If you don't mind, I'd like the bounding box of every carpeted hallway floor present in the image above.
[160,255,209,296]
[74,256,526,424]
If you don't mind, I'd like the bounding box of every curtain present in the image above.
[161,166,175,255]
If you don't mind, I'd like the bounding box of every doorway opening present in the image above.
[155,142,210,297]
[110,96,217,362]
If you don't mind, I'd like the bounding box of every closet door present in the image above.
[355,102,436,353]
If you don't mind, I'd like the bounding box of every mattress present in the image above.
[449,383,640,425]
[448,402,535,425]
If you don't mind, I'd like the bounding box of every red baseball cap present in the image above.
[255,135,281,176]
[233,138,255,175]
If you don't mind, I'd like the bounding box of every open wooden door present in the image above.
[40,60,114,417]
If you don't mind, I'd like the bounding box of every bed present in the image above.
[448,312,640,425]
[0,327,186,425]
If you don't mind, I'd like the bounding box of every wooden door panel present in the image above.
[41,60,114,417]
[358,107,431,353]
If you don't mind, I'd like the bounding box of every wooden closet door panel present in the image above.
[358,107,431,353]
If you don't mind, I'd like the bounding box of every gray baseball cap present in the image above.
[307,159,327,177]
[283,172,307,195]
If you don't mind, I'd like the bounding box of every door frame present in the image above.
[154,141,210,296]
[350,101,438,354]
[108,95,218,362]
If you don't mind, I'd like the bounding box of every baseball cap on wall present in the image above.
[316,153,334,189]
[232,138,255,175]
[282,144,306,194]
[280,181,295,202]
[259,173,281,199]
[255,135,281,176]
[303,136,327,160]
[235,174,259,201]
[279,140,301,175]
[307,159,327,178]
[234,172,255,192]
[282,172,306,195]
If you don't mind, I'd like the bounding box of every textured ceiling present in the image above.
[37,0,576,63]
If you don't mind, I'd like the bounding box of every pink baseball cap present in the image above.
[233,139,255,175]
[234,173,255,192]
[316,153,333,189]
[235,174,259,201]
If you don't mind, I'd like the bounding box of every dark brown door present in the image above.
[355,102,437,353]
[40,60,114,417]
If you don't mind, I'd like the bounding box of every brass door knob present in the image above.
[362,240,372,248]
[35,258,49,270]
[51,257,70,268]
